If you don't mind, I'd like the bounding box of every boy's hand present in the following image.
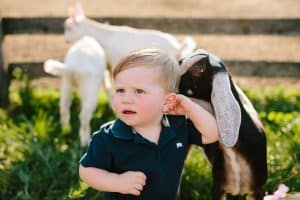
[117,171,147,196]
[166,94,193,116]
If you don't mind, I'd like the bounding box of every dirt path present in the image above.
[4,34,300,63]
[2,0,300,18]
[10,76,300,92]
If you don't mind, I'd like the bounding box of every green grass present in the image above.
[0,80,299,200]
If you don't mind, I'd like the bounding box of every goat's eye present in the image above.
[189,65,206,77]
[178,59,184,65]
[196,66,205,73]
[135,89,145,94]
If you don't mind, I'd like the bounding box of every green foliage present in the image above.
[0,81,299,199]
[180,147,212,200]
[247,87,300,192]
[1,81,114,200]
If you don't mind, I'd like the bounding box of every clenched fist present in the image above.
[117,171,147,196]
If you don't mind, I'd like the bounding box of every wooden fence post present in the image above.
[0,12,9,107]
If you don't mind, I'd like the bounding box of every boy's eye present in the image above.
[115,88,125,93]
[135,89,145,94]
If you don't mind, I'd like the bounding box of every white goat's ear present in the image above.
[68,7,76,20]
[211,73,241,147]
[72,2,85,22]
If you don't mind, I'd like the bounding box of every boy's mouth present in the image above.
[122,110,137,115]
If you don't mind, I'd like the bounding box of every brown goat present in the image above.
[178,49,267,200]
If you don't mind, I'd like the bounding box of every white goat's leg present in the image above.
[60,76,73,126]
[78,78,100,146]
[103,69,114,107]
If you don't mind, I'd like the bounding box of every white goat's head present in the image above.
[64,2,86,43]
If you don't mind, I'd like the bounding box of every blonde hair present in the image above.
[112,49,180,92]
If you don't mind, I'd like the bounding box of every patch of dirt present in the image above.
[2,0,300,18]
[10,76,300,91]
[233,76,300,90]
[4,34,300,63]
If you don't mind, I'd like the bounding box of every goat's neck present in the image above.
[231,80,264,131]
[82,18,123,66]
[82,18,114,46]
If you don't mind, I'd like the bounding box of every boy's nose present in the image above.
[122,93,134,104]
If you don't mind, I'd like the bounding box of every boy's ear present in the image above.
[163,93,176,112]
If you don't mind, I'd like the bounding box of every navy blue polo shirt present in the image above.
[80,115,203,200]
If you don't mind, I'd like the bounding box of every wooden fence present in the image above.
[1,16,300,107]
[0,14,9,107]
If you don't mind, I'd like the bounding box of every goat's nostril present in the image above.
[178,59,183,65]
[186,89,193,95]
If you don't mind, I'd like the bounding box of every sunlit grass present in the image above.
[1,80,299,199]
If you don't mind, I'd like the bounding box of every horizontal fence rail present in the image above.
[3,17,300,35]
[8,60,300,80]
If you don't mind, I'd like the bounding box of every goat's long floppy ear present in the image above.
[211,72,241,147]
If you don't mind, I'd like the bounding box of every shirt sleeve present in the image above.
[186,118,203,146]
[80,129,112,170]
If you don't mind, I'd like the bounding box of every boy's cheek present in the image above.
[112,99,120,110]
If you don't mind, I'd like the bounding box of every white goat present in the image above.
[44,36,107,146]
[64,3,196,68]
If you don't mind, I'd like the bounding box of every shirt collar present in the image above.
[110,116,186,145]
[111,119,153,144]
[111,118,135,140]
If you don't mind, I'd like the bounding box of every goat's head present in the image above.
[64,2,86,43]
[179,49,241,147]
